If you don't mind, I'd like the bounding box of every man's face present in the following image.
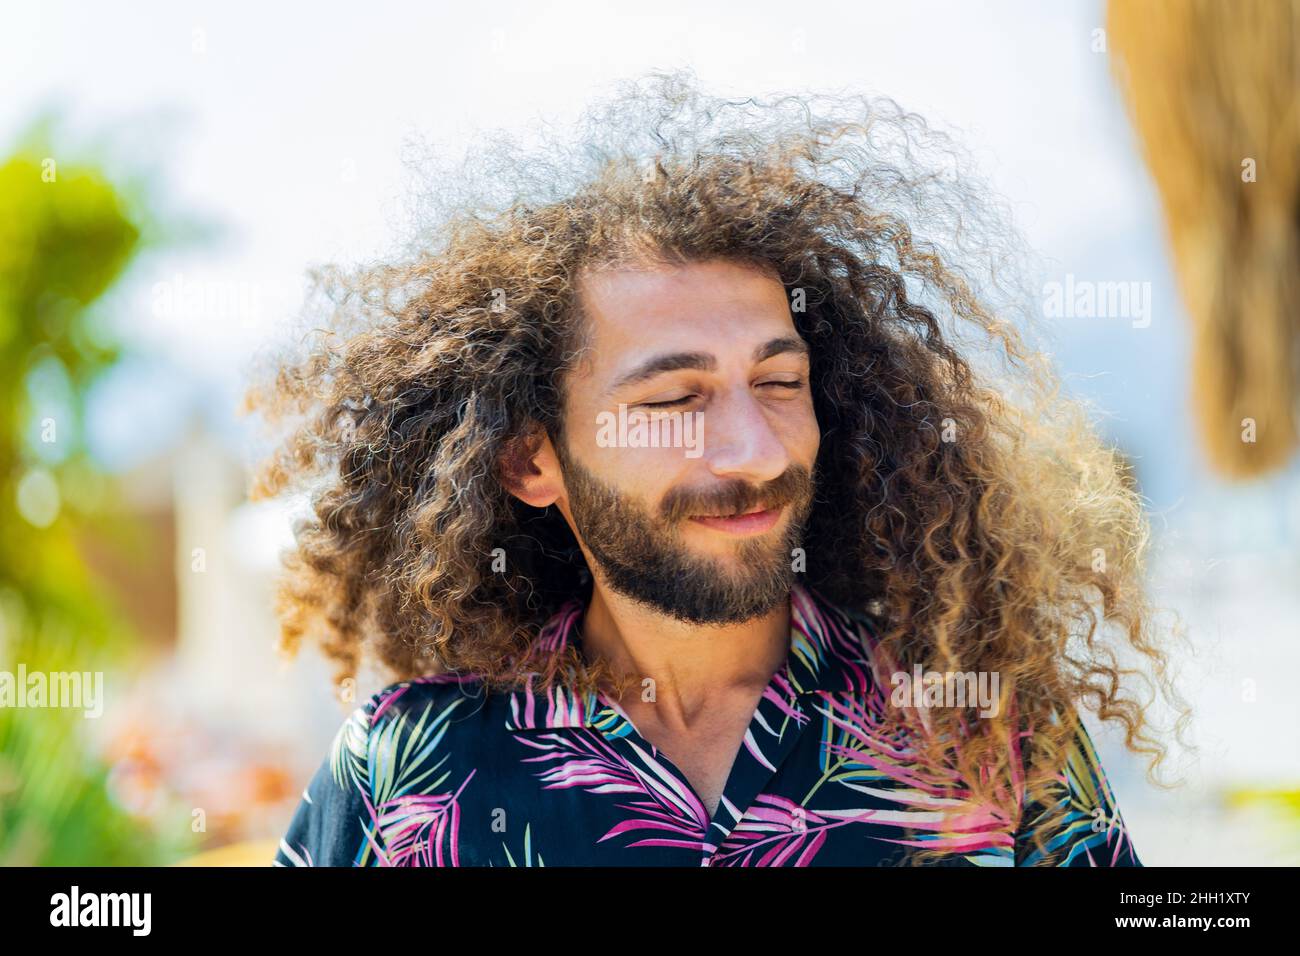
[546,258,820,624]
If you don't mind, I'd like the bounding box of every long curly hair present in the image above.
[244,69,1188,865]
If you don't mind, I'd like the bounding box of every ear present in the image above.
[498,424,564,508]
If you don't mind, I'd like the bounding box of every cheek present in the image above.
[595,444,686,499]
[628,447,705,516]
[781,398,821,463]
[804,414,822,462]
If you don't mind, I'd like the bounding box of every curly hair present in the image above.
[243,69,1189,866]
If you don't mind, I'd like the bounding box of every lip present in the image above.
[687,504,784,535]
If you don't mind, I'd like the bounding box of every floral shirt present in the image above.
[274,583,1142,867]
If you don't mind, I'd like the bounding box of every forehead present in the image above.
[572,259,798,378]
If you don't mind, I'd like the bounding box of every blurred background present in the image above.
[1,0,1296,865]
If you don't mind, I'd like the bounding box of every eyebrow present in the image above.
[606,335,810,395]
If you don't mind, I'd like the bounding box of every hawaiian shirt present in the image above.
[273,582,1142,866]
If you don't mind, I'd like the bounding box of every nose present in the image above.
[700,389,791,485]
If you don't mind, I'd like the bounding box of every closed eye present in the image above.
[636,380,805,409]
[637,396,695,409]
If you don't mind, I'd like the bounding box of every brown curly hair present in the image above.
[243,69,1189,865]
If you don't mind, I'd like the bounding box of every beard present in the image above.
[553,439,816,624]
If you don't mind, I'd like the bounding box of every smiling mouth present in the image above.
[687,503,785,535]
[696,503,770,518]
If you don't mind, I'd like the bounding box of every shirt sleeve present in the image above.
[273,693,388,867]
[1013,710,1143,867]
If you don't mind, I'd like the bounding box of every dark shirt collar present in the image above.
[508,582,877,730]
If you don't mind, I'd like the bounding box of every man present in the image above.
[255,71,1174,867]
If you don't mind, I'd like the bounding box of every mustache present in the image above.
[659,463,814,523]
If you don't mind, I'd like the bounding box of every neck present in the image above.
[578,578,793,733]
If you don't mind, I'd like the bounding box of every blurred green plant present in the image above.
[1225,787,1300,815]
[1223,786,1300,861]
[0,138,195,865]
